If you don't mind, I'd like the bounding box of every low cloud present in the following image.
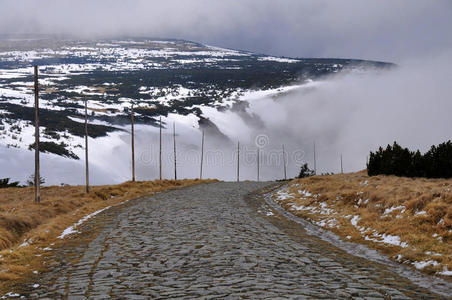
[1,0,451,62]
[226,51,452,175]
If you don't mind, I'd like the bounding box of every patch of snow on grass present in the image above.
[58,206,111,239]
[275,189,294,201]
[414,210,427,216]
[1,292,20,299]
[18,238,32,248]
[315,218,337,228]
[315,220,327,227]
[437,268,452,276]
[433,233,444,242]
[291,204,307,211]
[413,260,439,270]
[379,233,408,248]
[289,201,334,216]
[318,202,334,215]
[383,206,406,215]
[298,189,312,197]
[365,232,408,248]
[350,215,360,227]
[425,251,442,256]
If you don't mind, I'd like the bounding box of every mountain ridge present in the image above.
[0,37,393,184]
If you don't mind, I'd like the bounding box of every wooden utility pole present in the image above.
[341,154,344,174]
[200,131,204,180]
[84,99,89,193]
[257,148,260,182]
[159,117,162,180]
[313,141,317,175]
[34,66,40,203]
[237,141,240,182]
[282,144,287,180]
[173,122,177,180]
[131,104,135,182]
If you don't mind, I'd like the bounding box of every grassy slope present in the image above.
[273,171,452,278]
[0,179,215,293]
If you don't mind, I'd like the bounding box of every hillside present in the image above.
[0,37,393,185]
[0,179,215,294]
[272,171,452,278]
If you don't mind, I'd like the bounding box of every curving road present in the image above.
[23,182,450,299]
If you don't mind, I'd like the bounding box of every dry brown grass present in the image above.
[0,179,215,293]
[274,171,452,278]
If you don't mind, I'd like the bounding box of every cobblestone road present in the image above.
[25,182,450,299]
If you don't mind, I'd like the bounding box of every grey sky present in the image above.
[1,0,452,181]
[1,0,451,62]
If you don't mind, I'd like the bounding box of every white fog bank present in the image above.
[2,53,451,185]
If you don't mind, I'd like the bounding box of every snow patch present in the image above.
[298,189,312,197]
[18,238,32,248]
[413,260,439,270]
[58,206,111,238]
[414,210,427,216]
[257,56,300,63]
[437,268,452,276]
[315,218,337,228]
[1,292,20,299]
[365,232,408,248]
[350,215,360,227]
[383,206,406,215]
[275,189,294,201]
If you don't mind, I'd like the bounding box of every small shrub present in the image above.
[26,174,45,187]
[0,178,20,188]
[297,163,315,178]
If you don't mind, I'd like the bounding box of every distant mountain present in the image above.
[0,37,393,159]
[0,37,395,185]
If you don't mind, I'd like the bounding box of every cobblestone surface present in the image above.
[23,182,450,299]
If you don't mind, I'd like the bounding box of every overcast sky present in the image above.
[1,0,452,181]
[1,0,451,62]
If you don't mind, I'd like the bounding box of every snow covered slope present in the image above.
[0,37,392,184]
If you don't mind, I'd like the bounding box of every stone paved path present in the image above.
[25,182,450,299]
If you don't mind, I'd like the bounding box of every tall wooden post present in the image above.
[84,99,89,193]
[34,66,40,203]
[313,141,317,175]
[282,144,287,180]
[200,131,204,180]
[257,148,260,182]
[237,141,240,182]
[131,104,135,182]
[341,154,343,174]
[173,122,177,180]
[159,117,162,180]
